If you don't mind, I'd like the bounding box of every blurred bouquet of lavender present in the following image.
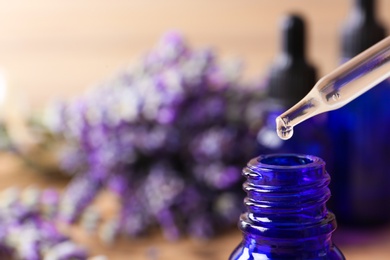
[37,32,265,240]
[0,187,90,260]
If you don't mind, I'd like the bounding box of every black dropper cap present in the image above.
[341,0,386,59]
[267,14,317,108]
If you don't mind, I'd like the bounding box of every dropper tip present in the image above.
[276,116,294,140]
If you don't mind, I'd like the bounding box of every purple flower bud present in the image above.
[194,164,241,190]
[44,241,88,260]
[154,31,189,65]
[188,213,215,239]
[59,175,101,223]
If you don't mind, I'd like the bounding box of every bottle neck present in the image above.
[242,234,334,259]
[341,0,385,59]
[239,154,336,257]
[354,0,375,21]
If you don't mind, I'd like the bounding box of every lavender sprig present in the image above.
[0,187,90,260]
[41,31,265,240]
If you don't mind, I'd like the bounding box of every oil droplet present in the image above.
[278,126,293,140]
[276,116,294,140]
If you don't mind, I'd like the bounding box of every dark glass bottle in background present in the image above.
[327,0,390,226]
[229,154,345,260]
[257,14,331,161]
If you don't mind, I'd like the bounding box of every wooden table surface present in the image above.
[0,1,390,259]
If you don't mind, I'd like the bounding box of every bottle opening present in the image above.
[259,154,313,166]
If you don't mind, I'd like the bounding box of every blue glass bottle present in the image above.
[327,0,390,226]
[229,154,345,260]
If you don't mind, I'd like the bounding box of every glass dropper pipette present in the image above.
[276,36,390,140]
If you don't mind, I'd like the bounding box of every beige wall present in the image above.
[0,0,388,108]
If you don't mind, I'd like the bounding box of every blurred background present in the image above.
[0,0,389,259]
[2,0,389,106]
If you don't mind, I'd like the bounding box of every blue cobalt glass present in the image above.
[230,154,344,260]
[327,0,390,226]
[328,79,390,225]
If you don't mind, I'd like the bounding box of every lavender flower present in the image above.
[40,32,265,240]
[0,187,90,260]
